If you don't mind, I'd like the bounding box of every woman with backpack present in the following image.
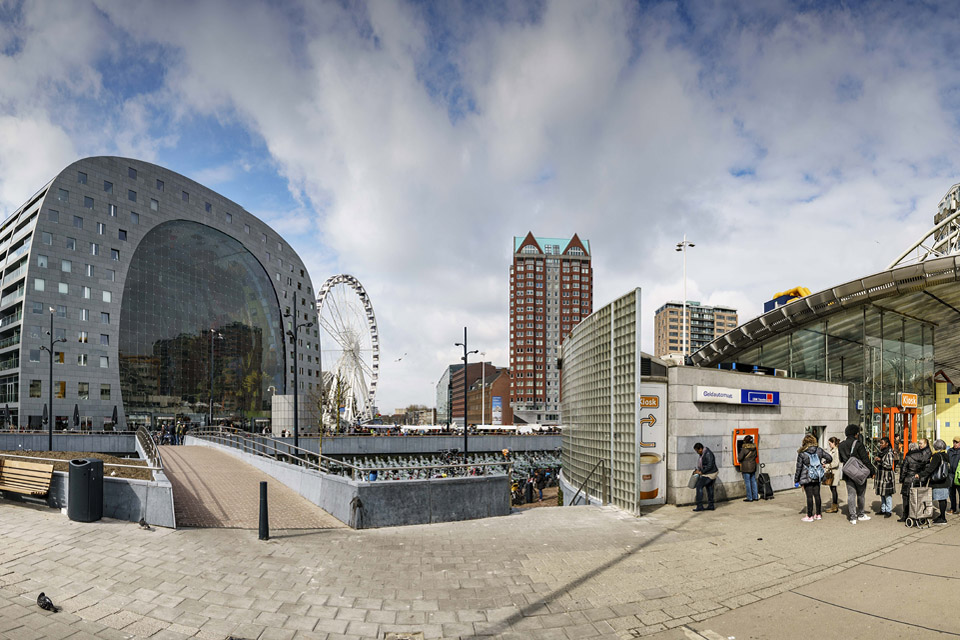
[794,434,833,522]
[873,437,896,518]
[920,439,951,525]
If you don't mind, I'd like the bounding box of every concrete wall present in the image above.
[319,434,560,456]
[0,433,136,453]
[667,367,848,505]
[44,470,176,528]
[187,436,510,528]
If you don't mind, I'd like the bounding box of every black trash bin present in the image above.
[68,458,103,522]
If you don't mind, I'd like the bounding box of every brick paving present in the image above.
[160,445,344,530]
[0,491,955,639]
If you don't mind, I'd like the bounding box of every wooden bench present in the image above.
[0,459,54,497]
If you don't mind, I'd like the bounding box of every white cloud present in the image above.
[4,1,960,414]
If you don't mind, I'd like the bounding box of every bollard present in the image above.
[259,481,269,540]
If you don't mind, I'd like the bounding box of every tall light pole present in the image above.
[480,352,486,426]
[39,307,66,451]
[454,327,478,455]
[675,235,695,363]
[208,329,223,427]
[285,293,314,450]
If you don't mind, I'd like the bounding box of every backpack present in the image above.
[807,450,825,482]
[931,455,950,483]
[955,462,960,486]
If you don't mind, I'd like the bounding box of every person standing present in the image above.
[692,443,718,512]
[921,439,951,525]
[918,438,932,465]
[824,437,842,513]
[838,424,874,525]
[739,436,759,502]
[898,442,925,522]
[873,437,896,518]
[794,434,832,521]
[948,438,960,515]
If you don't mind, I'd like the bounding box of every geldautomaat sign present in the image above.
[694,386,780,406]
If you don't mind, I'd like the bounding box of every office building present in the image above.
[509,232,592,425]
[653,301,738,358]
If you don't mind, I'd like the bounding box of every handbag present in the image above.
[931,456,950,483]
[687,472,699,489]
[823,470,834,486]
[842,441,870,485]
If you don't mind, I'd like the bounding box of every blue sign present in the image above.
[741,389,779,406]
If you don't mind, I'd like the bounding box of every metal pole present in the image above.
[209,329,214,427]
[481,357,486,426]
[463,327,468,455]
[48,311,53,451]
[682,236,687,361]
[292,294,299,450]
[259,481,269,540]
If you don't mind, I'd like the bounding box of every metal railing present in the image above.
[0,287,23,308]
[0,333,20,350]
[136,425,163,471]
[0,356,18,372]
[190,428,513,482]
[0,452,161,471]
[568,459,606,506]
[0,311,22,328]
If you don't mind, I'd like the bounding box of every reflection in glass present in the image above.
[119,220,283,424]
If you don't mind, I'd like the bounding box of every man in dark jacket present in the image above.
[739,436,759,502]
[838,424,874,524]
[692,443,718,512]
[948,438,960,515]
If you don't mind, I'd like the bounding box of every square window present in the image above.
[131,212,139,224]
[90,243,99,256]
[42,232,52,245]
[34,279,44,292]
[225,213,232,223]
[78,331,88,343]
[56,304,66,318]
[106,269,115,282]
[80,309,90,321]
[48,209,59,222]
[110,249,119,261]
[182,191,189,202]
[30,380,41,398]
[261,233,267,243]
[61,260,71,273]
[29,350,40,363]
[37,255,47,268]
[128,189,136,202]
[150,198,158,211]
[100,334,109,346]
[31,302,42,314]
[244,224,250,234]
[108,203,117,217]
[156,179,164,191]
[58,188,69,202]
[55,381,65,398]
[77,354,87,367]
[100,384,110,400]
[205,201,211,212]
[103,181,113,194]
[99,356,109,368]
[102,291,111,303]
[101,312,109,324]
[97,222,105,235]
[81,286,90,299]
[66,237,76,250]
[128,167,137,180]
[73,215,83,229]
[77,172,87,184]
[83,197,93,209]
[58,282,67,294]
[78,382,89,399]
[85,264,94,277]
[118,229,127,241]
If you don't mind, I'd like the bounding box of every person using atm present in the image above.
[739,436,759,502]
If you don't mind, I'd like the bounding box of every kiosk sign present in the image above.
[898,392,918,409]
[636,383,667,507]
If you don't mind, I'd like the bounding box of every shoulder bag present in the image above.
[842,441,870,485]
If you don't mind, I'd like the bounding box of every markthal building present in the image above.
[0,157,319,431]
[690,183,960,453]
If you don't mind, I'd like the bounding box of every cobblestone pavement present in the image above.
[0,491,954,639]
[160,445,344,530]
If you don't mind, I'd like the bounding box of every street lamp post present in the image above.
[38,307,66,451]
[675,235,695,362]
[285,293,314,450]
[208,329,223,427]
[454,327,478,455]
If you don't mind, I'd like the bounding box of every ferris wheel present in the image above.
[316,274,379,426]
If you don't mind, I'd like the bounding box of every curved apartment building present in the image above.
[1,157,319,430]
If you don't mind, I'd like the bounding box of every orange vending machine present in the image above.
[733,428,760,467]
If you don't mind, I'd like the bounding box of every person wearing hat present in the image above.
[739,436,759,502]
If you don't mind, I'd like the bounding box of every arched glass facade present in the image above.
[119,220,284,421]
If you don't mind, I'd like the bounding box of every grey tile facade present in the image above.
[2,157,319,430]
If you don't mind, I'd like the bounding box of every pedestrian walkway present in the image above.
[160,445,344,529]
[0,488,955,639]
